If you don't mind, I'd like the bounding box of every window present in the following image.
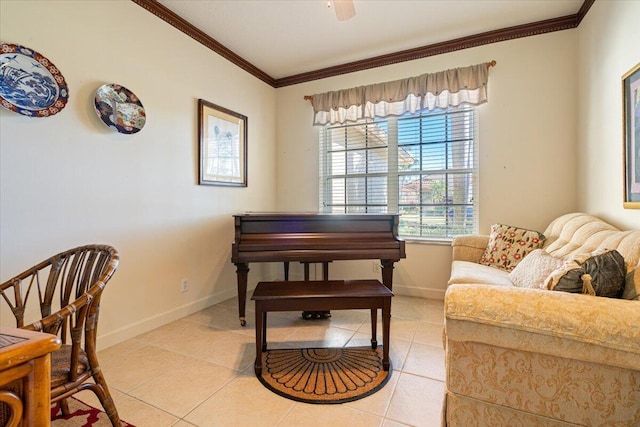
[319,107,478,240]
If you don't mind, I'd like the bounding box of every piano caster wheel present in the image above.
[240,318,246,327]
[301,311,331,320]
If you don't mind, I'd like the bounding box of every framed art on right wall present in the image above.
[623,62,640,209]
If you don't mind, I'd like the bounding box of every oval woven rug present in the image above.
[257,346,392,404]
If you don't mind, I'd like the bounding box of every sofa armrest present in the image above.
[444,284,640,370]
[451,235,489,263]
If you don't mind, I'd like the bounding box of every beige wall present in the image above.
[577,0,640,230]
[0,1,277,347]
[2,0,638,349]
[276,30,579,299]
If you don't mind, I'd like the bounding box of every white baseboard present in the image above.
[266,269,446,301]
[97,281,444,350]
[96,287,239,351]
[393,284,445,301]
[262,272,446,301]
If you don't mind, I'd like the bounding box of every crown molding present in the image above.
[132,0,276,86]
[275,14,578,87]
[133,0,592,88]
[576,0,596,25]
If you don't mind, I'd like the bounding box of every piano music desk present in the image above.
[251,279,393,375]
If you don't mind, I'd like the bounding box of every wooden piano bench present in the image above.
[251,279,393,375]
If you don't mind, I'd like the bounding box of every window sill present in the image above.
[401,236,453,246]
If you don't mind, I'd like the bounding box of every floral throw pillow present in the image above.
[479,223,545,271]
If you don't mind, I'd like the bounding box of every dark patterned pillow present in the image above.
[480,224,545,271]
[545,249,626,298]
[623,268,640,300]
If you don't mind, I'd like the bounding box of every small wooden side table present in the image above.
[0,326,61,427]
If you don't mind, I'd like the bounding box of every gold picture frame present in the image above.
[198,99,247,187]
[623,63,640,208]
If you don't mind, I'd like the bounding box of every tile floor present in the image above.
[78,294,446,427]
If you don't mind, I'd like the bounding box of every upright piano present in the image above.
[231,213,406,325]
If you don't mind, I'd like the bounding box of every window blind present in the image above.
[320,107,477,239]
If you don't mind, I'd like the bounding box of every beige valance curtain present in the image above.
[309,62,493,126]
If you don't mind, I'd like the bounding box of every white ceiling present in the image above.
[157,0,584,80]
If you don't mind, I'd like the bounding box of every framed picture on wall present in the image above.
[198,99,247,187]
[623,62,640,209]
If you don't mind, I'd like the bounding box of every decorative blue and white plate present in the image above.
[0,43,69,117]
[94,83,146,134]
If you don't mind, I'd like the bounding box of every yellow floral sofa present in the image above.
[443,212,640,426]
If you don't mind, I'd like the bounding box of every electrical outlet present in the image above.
[372,262,381,273]
[181,279,189,292]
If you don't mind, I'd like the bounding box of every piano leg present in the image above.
[301,262,331,320]
[381,259,395,291]
[235,263,250,326]
[322,262,330,280]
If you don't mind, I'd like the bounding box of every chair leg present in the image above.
[59,397,70,416]
[89,371,122,427]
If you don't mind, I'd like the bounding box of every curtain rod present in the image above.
[303,60,497,102]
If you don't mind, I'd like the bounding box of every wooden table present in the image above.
[0,326,61,427]
[251,279,393,375]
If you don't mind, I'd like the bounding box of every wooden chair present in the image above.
[0,244,122,426]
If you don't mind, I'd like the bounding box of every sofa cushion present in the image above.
[545,249,626,298]
[542,213,640,272]
[623,268,640,300]
[445,284,640,365]
[479,224,544,271]
[449,260,514,287]
[508,249,562,289]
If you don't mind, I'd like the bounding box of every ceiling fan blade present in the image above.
[333,0,356,21]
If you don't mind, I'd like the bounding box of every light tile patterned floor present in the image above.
[77,295,446,427]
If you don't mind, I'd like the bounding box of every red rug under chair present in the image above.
[51,397,135,427]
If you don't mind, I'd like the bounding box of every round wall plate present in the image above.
[0,43,69,117]
[94,83,146,134]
